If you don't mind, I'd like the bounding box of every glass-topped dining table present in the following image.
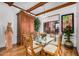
[33,32,58,55]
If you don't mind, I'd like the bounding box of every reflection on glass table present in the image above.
[33,32,58,55]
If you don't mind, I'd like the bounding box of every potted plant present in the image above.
[34,17,40,32]
[63,25,73,48]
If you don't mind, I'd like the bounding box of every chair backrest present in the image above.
[55,33,62,56]
[22,33,35,56]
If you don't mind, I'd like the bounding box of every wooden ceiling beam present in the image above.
[36,2,76,16]
[4,2,14,6]
[26,2,48,12]
[4,2,35,16]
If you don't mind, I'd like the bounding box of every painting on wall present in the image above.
[43,21,56,34]
[61,13,74,33]
[43,14,60,34]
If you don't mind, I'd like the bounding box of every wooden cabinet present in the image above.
[16,11,35,56]
[17,11,35,45]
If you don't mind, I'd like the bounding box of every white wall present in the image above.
[76,2,79,53]
[38,4,77,47]
[0,3,20,48]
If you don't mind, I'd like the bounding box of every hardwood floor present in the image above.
[35,47,78,56]
[62,47,78,56]
[0,45,78,56]
[0,45,26,56]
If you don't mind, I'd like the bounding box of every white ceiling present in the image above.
[31,2,65,14]
[13,2,65,15]
[14,2,39,10]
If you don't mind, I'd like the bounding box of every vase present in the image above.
[64,40,73,49]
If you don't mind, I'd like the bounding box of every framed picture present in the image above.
[43,21,55,34]
[61,13,74,33]
[43,14,60,34]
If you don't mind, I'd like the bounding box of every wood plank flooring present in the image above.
[0,45,78,56]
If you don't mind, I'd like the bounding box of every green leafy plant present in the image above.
[64,25,73,41]
[34,17,40,32]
